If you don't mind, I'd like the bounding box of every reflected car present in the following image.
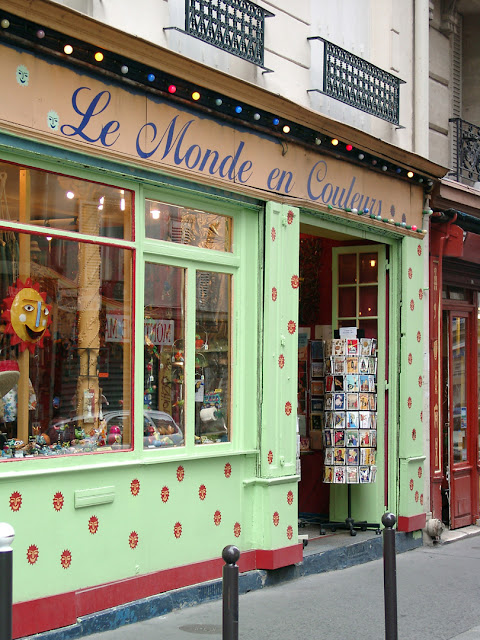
[46,409,183,449]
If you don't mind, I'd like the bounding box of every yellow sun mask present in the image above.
[3,278,52,352]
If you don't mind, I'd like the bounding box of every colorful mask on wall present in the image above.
[2,278,52,353]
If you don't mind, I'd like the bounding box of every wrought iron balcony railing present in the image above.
[449,118,480,185]
[308,37,404,126]
[184,0,273,68]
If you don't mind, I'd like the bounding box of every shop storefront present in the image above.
[0,4,446,637]
[429,181,480,530]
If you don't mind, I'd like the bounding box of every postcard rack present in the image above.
[310,335,381,536]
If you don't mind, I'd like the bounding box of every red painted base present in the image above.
[397,513,426,532]
[13,545,301,638]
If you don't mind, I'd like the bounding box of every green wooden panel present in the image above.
[260,203,299,478]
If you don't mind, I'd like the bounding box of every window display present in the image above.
[0,161,133,459]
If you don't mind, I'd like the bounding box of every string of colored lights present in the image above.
[0,9,434,231]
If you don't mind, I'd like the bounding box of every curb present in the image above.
[22,531,422,640]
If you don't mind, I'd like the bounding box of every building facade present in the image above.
[0,0,449,636]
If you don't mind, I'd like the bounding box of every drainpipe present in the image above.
[414,0,429,156]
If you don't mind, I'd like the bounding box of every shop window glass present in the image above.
[477,293,480,462]
[145,200,232,252]
[195,271,231,444]
[0,161,132,240]
[338,254,357,284]
[359,253,378,283]
[0,232,133,459]
[338,287,356,318]
[144,263,186,449]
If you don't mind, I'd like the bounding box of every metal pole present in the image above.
[382,513,398,640]
[222,545,240,640]
[0,523,15,640]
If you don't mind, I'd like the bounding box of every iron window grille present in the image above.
[308,37,404,126]
[449,118,480,185]
[182,0,273,69]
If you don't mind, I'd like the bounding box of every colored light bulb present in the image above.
[192,91,201,101]
[94,52,104,62]
[147,73,155,82]
[64,44,73,55]
[407,171,414,178]
[283,125,290,134]
[273,118,280,126]
[168,85,177,94]
[121,65,129,74]
[215,98,223,106]
[331,138,339,146]
[346,144,353,151]
[235,106,242,114]
[36,29,45,38]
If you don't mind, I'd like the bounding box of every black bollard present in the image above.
[222,545,240,640]
[382,513,398,640]
[0,523,15,640]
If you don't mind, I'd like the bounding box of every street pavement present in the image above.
[87,534,480,640]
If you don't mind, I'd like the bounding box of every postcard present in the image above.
[360,448,376,465]
[368,357,377,374]
[359,466,371,483]
[334,393,345,411]
[334,412,346,430]
[368,394,377,411]
[334,357,346,375]
[334,466,346,483]
[325,411,334,428]
[359,338,372,357]
[347,411,359,429]
[346,447,359,465]
[332,338,346,356]
[346,374,359,392]
[346,357,359,374]
[347,467,359,483]
[325,375,334,392]
[334,429,345,447]
[359,356,369,374]
[323,429,333,447]
[333,375,345,391]
[310,340,324,360]
[311,414,324,430]
[345,429,359,447]
[359,411,371,430]
[347,392,359,410]
[334,447,346,465]
[359,393,370,411]
[370,466,377,482]
[312,398,325,413]
[324,466,334,483]
[311,361,324,378]
[347,339,358,356]
[324,448,334,465]
[359,429,373,447]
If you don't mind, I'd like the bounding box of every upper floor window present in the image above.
[0,160,133,460]
[185,0,273,68]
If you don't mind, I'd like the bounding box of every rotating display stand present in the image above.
[319,484,381,536]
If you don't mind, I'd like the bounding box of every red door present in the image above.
[442,307,478,528]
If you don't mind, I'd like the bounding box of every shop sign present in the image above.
[144,318,174,345]
[0,45,423,228]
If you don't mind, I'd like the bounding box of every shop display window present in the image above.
[0,161,133,459]
[145,199,232,252]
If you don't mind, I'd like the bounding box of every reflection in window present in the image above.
[0,161,132,240]
[0,232,133,459]
[195,271,231,444]
[145,200,232,252]
[144,263,185,449]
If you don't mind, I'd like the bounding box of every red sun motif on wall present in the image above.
[419,289,423,300]
[415,491,419,503]
[418,467,422,478]
[417,331,422,343]
[129,531,139,549]
[26,544,39,565]
[60,550,72,569]
[130,479,140,496]
[287,320,296,335]
[285,401,292,416]
[267,450,273,464]
[177,466,185,482]
[412,428,417,441]
[409,479,414,491]
[417,244,422,256]
[287,525,293,540]
[234,522,241,538]
[199,484,207,500]
[420,494,424,505]
[213,510,222,526]
[418,376,423,388]
[271,227,276,242]
[408,353,412,365]
[408,268,413,279]
[273,512,279,526]
[88,516,99,534]
[174,522,182,539]
[291,275,300,289]
[161,486,170,503]
[407,397,412,409]
[53,492,64,512]
[287,210,294,224]
[224,462,232,478]
[278,354,285,369]
[287,490,294,506]
[9,491,22,512]
[410,299,415,311]
[272,287,277,302]
[420,411,423,423]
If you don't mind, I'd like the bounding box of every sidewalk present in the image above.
[28,523,480,640]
